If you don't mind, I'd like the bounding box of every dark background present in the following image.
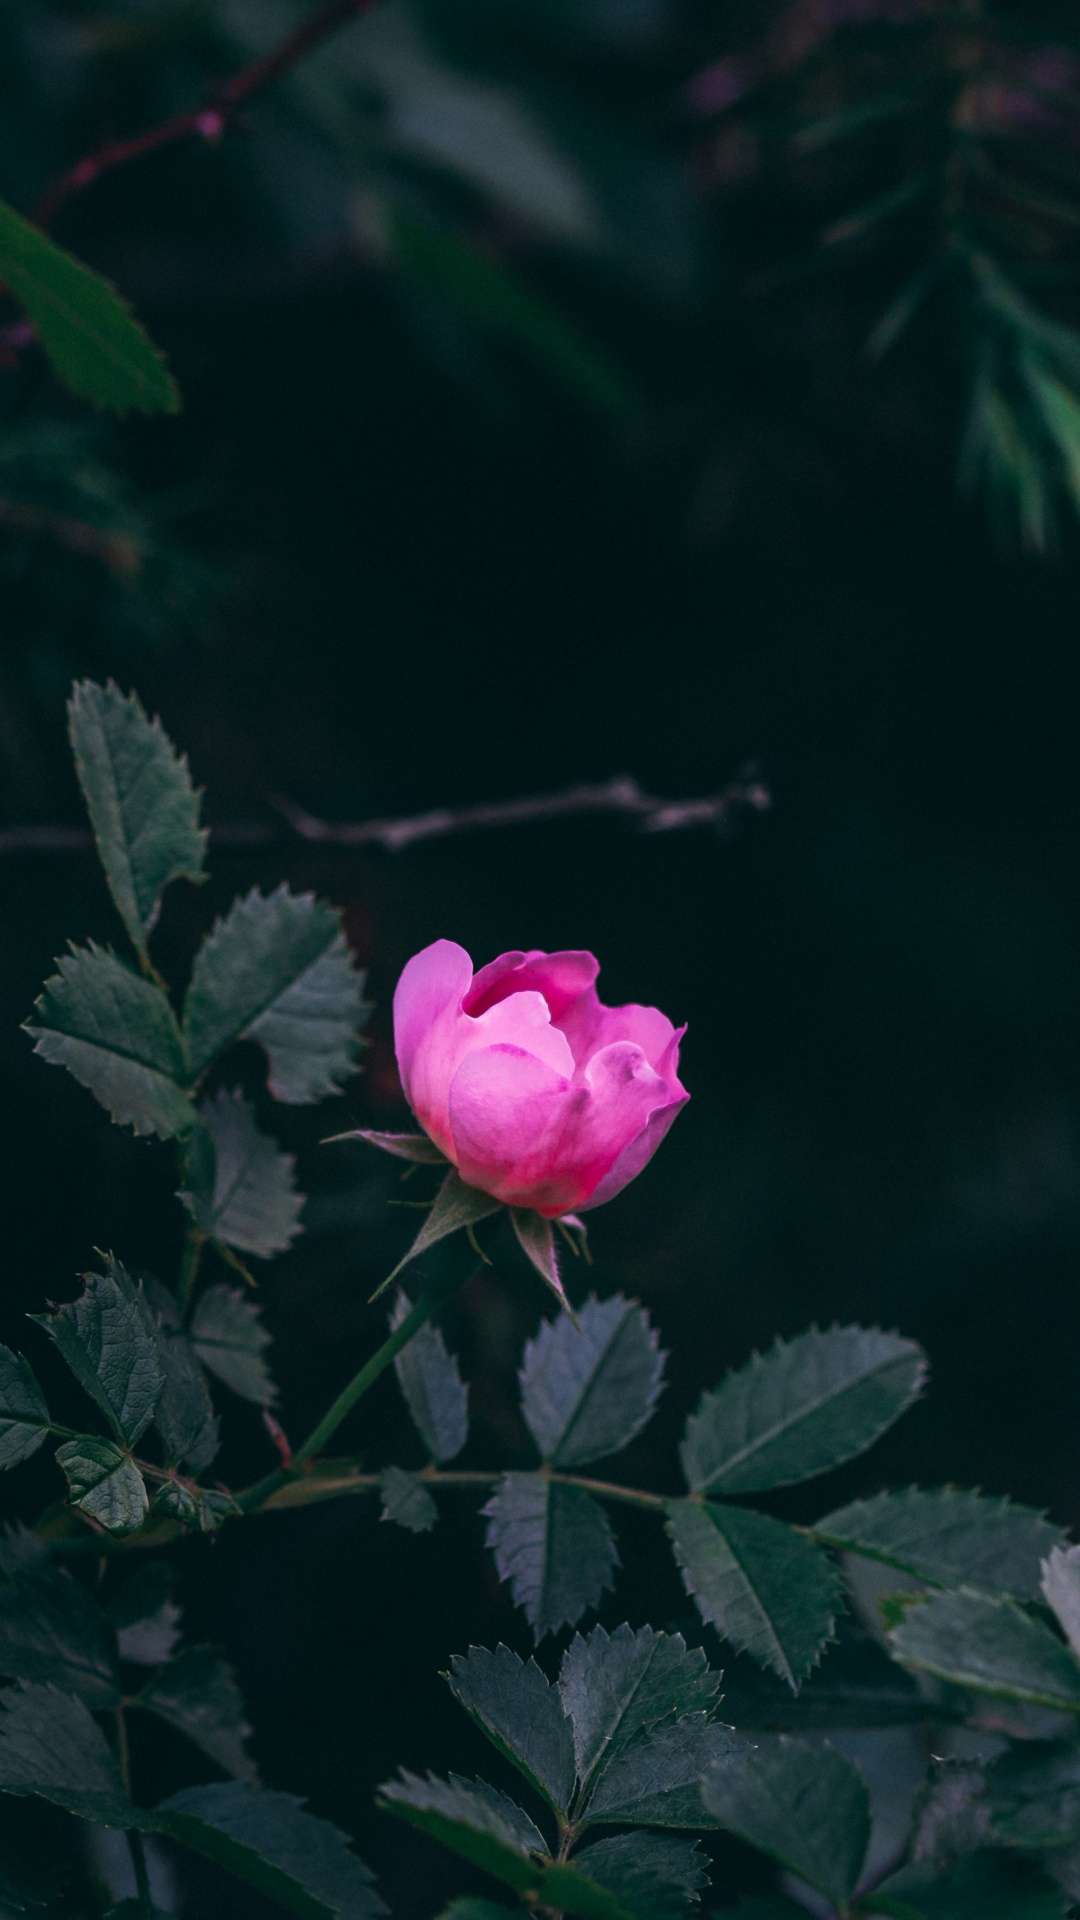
[1,1,1080,1910]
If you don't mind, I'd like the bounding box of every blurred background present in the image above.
[1,0,1080,1910]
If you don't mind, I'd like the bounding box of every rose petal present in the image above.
[557,989,681,1075]
[393,939,474,1154]
[465,949,599,1021]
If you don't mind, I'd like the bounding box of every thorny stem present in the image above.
[33,0,379,229]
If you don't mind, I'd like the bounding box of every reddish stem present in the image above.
[33,0,376,228]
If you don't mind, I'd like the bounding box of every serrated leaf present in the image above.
[135,1646,256,1782]
[183,887,368,1099]
[26,944,195,1138]
[68,680,205,957]
[108,1561,182,1666]
[520,1295,665,1469]
[665,1499,840,1688]
[0,1680,133,1825]
[0,1568,119,1707]
[144,1279,219,1475]
[702,1735,870,1906]
[0,199,179,415]
[158,1781,386,1917]
[986,1740,1080,1848]
[584,1714,745,1828]
[816,1488,1065,1601]
[1043,1546,1080,1659]
[718,1618,924,1729]
[450,1775,548,1856]
[446,1643,576,1815]
[889,1590,1080,1710]
[180,1090,304,1259]
[189,1284,276,1406]
[878,1851,1069,1919]
[680,1326,926,1495]
[379,1465,437,1533]
[152,1483,237,1533]
[379,1169,501,1295]
[390,1291,468,1463]
[0,1346,51,1470]
[376,1771,541,1893]
[55,1438,148,1536]
[511,1210,572,1314]
[573,1833,709,1918]
[558,1624,720,1790]
[32,1264,165,1445]
[335,1129,447,1164]
[484,1473,618,1640]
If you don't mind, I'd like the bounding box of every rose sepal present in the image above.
[328,1128,449,1165]
[370,1167,501,1300]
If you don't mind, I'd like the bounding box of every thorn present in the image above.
[262,1412,292,1470]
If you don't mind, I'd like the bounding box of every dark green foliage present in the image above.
[180,1090,304,1259]
[701,1735,870,1907]
[152,1483,237,1533]
[135,1646,256,1782]
[877,1851,1069,1918]
[0,1680,134,1825]
[26,945,195,1138]
[665,1498,840,1687]
[680,1326,926,1495]
[816,1488,1065,1600]
[584,1713,744,1829]
[376,1771,541,1890]
[146,1283,219,1474]
[0,1347,51,1470]
[67,680,205,956]
[108,1562,181,1665]
[0,199,179,415]
[182,886,368,1099]
[519,1295,664,1468]
[54,1438,149,1535]
[0,1794,77,1910]
[558,1624,720,1789]
[718,1619,925,1729]
[382,1169,501,1292]
[189,1283,276,1406]
[378,1465,437,1533]
[158,1782,386,1918]
[889,1589,1080,1710]
[390,1290,468,1463]
[0,1567,119,1707]
[987,1741,1080,1849]
[1041,1547,1080,1656]
[32,1263,164,1444]
[447,1644,576,1814]
[433,1904,517,1920]
[483,1473,618,1639]
[573,1833,708,1917]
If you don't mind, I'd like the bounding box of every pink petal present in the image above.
[393,940,474,1154]
[557,991,681,1075]
[465,949,599,1020]
[577,1088,690,1211]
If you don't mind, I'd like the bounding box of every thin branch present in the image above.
[33,0,378,229]
[0,766,769,858]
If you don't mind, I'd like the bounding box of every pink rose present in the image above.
[393,941,689,1218]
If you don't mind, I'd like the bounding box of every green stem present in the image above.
[259,1463,672,1514]
[548,1471,666,1512]
[176,1225,205,1320]
[235,1267,474,1512]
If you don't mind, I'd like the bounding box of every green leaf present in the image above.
[520,1295,665,1468]
[718,1619,924,1729]
[815,1488,1065,1600]
[26,944,195,1138]
[145,1282,219,1475]
[135,1645,256,1782]
[558,1623,720,1790]
[573,1833,709,1918]
[32,1263,165,1444]
[152,1483,237,1533]
[451,1775,549,1856]
[0,1568,119,1707]
[189,1284,276,1406]
[986,1740,1080,1848]
[108,1561,182,1665]
[183,886,368,1098]
[0,1528,49,1579]
[889,1590,1080,1710]
[434,1905,518,1920]
[511,1210,573,1314]
[680,1326,926,1495]
[67,680,205,957]
[390,1290,468,1463]
[335,1129,447,1164]
[446,1643,576,1815]
[0,198,179,415]
[1042,1545,1080,1658]
[584,1714,745,1828]
[0,1680,134,1825]
[158,1782,386,1917]
[665,1499,840,1688]
[877,1852,1068,1919]
[701,1735,870,1907]
[379,1169,501,1295]
[55,1438,148,1537]
[0,1346,51,1470]
[483,1473,618,1640]
[378,1465,437,1534]
[180,1091,304,1259]
[376,1771,541,1893]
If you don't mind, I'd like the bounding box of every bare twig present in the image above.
[0,767,769,858]
[33,0,378,228]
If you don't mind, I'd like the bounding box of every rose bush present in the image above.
[392,939,689,1216]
